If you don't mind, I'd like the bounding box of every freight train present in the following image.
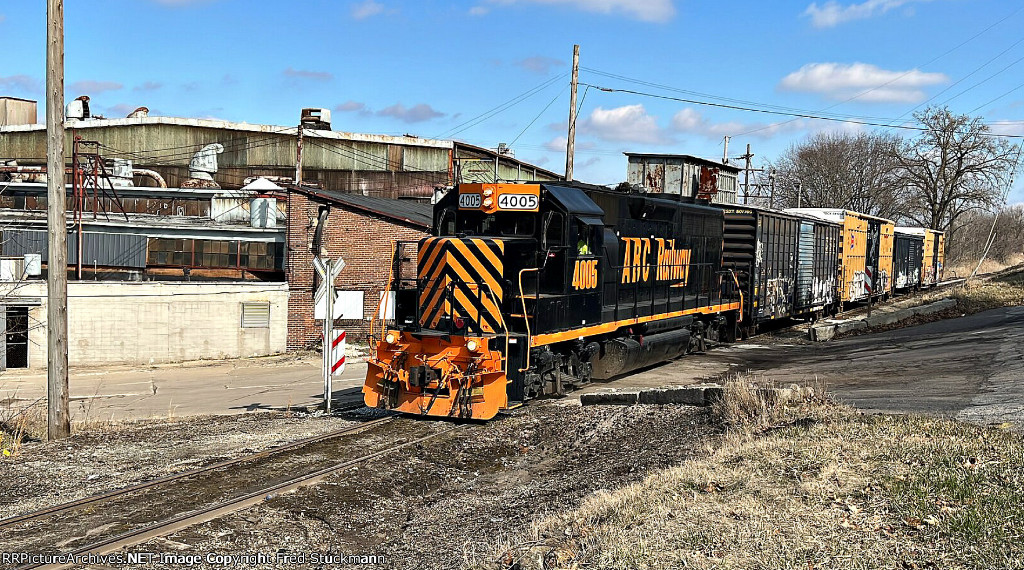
[363,181,944,420]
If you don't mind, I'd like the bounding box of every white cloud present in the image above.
[0,74,41,94]
[515,56,565,75]
[69,80,123,94]
[351,0,385,19]
[283,67,333,81]
[133,81,163,92]
[483,0,674,22]
[779,62,947,103]
[671,107,812,139]
[803,0,931,28]
[469,6,489,15]
[544,136,568,152]
[580,104,668,144]
[377,103,445,123]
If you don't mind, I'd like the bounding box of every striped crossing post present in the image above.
[314,257,346,412]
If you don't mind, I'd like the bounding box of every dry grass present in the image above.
[0,399,45,460]
[947,254,1024,280]
[477,380,1024,570]
[951,267,1024,314]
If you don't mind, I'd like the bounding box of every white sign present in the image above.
[497,193,538,210]
[315,290,364,320]
[458,193,482,209]
[378,291,396,320]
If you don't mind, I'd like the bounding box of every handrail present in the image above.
[374,240,399,344]
[517,267,539,372]
[480,283,511,377]
[728,269,744,323]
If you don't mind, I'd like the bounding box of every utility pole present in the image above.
[796,181,803,208]
[294,119,304,186]
[742,143,752,204]
[565,44,580,182]
[46,0,70,440]
[722,136,730,165]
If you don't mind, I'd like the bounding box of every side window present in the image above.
[574,219,601,257]
[438,208,456,236]
[542,212,564,250]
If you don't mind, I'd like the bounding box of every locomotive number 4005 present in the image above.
[497,193,539,210]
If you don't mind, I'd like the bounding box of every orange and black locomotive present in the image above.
[363,182,743,419]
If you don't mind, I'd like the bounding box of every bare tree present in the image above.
[896,106,1020,231]
[765,131,905,218]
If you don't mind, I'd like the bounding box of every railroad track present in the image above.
[4,415,464,570]
[0,413,387,532]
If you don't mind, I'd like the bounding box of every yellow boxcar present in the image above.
[787,209,895,303]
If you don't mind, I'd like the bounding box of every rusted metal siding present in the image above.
[626,154,738,204]
[0,123,452,197]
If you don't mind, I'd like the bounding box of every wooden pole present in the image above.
[565,44,579,182]
[743,143,752,204]
[46,0,70,440]
[294,122,303,186]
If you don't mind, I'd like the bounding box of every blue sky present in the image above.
[2,0,1023,202]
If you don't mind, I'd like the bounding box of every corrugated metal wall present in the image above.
[626,155,738,204]
[2,229,148,268]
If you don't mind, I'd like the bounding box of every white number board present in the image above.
[497,193,539,211]
[458,193,482,209]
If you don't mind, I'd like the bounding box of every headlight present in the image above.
[384,332,397,344]
[483,188,494,197]
[466,340,479,352]
[483,197,493,207]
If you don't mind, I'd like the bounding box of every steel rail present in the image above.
[0,413,389,531]
[20,424,462,570]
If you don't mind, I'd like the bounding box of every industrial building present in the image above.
[0,97,560,369]
[0,104,561,196]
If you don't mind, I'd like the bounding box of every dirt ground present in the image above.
[2,401,716,570]
[0,411,362,519]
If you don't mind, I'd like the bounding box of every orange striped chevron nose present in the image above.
[417,237,505,334]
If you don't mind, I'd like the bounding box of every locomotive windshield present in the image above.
[440,207,538,238]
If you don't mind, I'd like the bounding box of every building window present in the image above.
[3,306,29,369]
[147,238,283,271]
[241,302,271,328]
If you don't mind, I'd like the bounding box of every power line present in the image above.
[894,36,1024,122]
[509,85,567,148]
[583,83,1024,139]
[433,73,568,140]
[738,4,1024,136]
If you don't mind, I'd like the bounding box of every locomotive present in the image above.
[363,182,743,419]
[362,181,946,420]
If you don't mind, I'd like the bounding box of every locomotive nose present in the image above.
[416,237,506,335]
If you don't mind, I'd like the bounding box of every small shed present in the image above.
[624,153,740,204]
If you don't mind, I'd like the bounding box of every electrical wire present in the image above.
[509,85,568,148]
[582,83,1024,139]
[433,73,568,140]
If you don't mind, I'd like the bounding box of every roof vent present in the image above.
[300,108,331,130]
[127,106,149,119]
[66,95,90,121]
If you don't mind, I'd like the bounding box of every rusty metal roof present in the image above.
[623,152,742,173]
[289,185,433,229]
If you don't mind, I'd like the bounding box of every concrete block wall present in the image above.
[2,281,288,369]
[286,191,428,350]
